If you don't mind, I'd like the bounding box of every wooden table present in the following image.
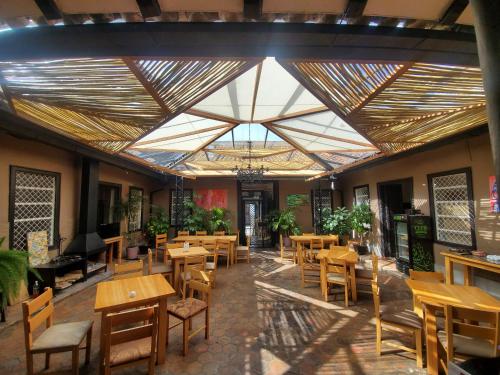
[167,246,210,291]
[317,248,359,302]
[173,235,237,263]
[94,274,175,372]
[405,279,500,375]
[103,236,123,264]
[289,235,340,266]
[441,251,500,286]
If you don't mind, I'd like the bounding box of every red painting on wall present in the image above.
[194,189,228,210]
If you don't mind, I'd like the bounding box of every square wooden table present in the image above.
[173,235,237,262]
[405,279,500,375]
[317,248,359,302]
[289,235,340,266]
[94,274,175,372]
[167,246,209,291]
[441,251,500,285]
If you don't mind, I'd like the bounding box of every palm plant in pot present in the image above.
[322,207,351,244]
[269,208,300,247]
[349,203,373,254]
[208,207,231,234]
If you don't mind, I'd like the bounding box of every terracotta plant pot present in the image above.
[126,246,139,260]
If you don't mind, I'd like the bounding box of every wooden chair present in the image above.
[103,306,158,375]
[409,269,445,316]
[167,268,211,356]
[355,253,379,294]
[235,234,251,263]
[180,255,206,299]
[22,288,93,375]
[178,230,189,236]
[187,239,200,247]
[371,279,423,368]
[195,231,207,236]
[300,245,321,288]
[279,234,296,263]
[216,239,231,269]
[438,305,499,373]
[113,260,144,280]
[330,244,349,252]
[320,257,351,306]
[147,249,173,283]
[213,230,225,236]
[203,239,219,287]
[329,235,340,246]
[154,233,168,263]
[308,238,323,259]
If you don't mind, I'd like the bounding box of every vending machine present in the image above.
[393,214,434,275]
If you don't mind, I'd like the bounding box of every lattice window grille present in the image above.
[312,190,332,232]
[170,190,192,227]
[431,172,473,247]
[12,170,57,249]
[354,186,370,206]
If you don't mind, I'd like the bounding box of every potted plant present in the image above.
[183,201,208,233]
[322,207,351,244]
[145,205,170,246]
[268,208,300,247]
[349,203,373,254]
[208,207,231,234]
[0,237,40,320]
[116,191,145,259]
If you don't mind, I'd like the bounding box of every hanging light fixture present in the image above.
[232,124,269,183]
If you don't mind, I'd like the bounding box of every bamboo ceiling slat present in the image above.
[0,58,164,128]
[134,59,261,115]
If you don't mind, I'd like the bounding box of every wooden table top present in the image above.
[167,246,209,259]
[441,251,500,269]
[173,235,237,242]
[94,274,175,312]
[103,235,123,244]
[290,235,339,242]
[405,279,500,311]
[316,249,358,264]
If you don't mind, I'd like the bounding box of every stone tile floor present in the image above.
[0,249,425,374]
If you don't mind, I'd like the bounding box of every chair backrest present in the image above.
[329,235,340,246]
[183,255,206,271]
[324,257,348,276]
[216,239,231,253]
[22,287,54,350]
[114,260,144,280]
[187,239,200,247]
[371,279,381,319]
[155,233,167,249]
[104,306,158,369]
[409,269,444,283]
[444,305,500,360]
[187,268,211,304]
[178,230,189,236]
[167,243,182,250]
[196,231,207,236]
[310,238,323,250]
[214,231,225,236]
[202,239,217,252]
[330,244,349,252]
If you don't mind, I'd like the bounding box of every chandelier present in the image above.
[232,133,269,183]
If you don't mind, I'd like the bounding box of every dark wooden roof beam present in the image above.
[136,0,161,19]
[34,0,62,21]
[440,0,469,26]
[244,0,262,20]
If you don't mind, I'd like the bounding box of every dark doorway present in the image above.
[237,181,278,248]
[97,182,121,239]
[377,178,413,257]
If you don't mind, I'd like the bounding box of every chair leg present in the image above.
[182,280,187,300]
[344,283,349,307]
[376,320,382,355]
[189,318,192,331]
[415,328,423,368]
[72,347,80,375]
[85,326,92,364]
[26,352,34,375]
[205,308,210,339]
[45,353,50,369]
[301,267,305,288]
[165,313,170,348]
[182,320,189,356]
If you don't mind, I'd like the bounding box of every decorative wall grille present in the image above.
[312,189,332,233]
[430,171,474,247]
[128,187,143,232]
[354,185,370,206]
[170,189,193,227]
[10,168,59,249]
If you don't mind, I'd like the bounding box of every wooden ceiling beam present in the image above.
[243,0,263,20]
[305,153,384,181]
[34,0,62,21]
[440,0,469,26]
[185,108,240,124]
[250,62,263,123]
[259,105,329,123]
[136,0,162,19]
[343,0,368,22]
[133,123,231,146]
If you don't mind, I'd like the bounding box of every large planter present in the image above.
[126,246,139,260]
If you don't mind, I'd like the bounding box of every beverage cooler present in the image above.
[393,214,434,275]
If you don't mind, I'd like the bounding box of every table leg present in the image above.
[297,242,303,267]
[445,257,454,284]
[157,297,167,364]
[463,265,473,286]
[99,312,107,375]
[349,264,357,303]
[424,304,438,375]
[118,239,122,264]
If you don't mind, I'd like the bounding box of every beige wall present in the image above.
[340,132,500,292]
[279,179,316,233]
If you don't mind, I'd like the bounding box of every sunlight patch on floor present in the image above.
[263,261,296,276]
[260,348,291,375]
[255,280,359,317]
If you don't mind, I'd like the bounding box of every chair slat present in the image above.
[27,288,53,315]
[111,325,154,346]
[29,302,54,332]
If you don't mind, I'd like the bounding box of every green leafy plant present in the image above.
[208,207,231,234]
[268,208,301,237]
[0,237,40,308]
[183,200,209,233]
[145,205,169,242]
[350,203,373,244]
[322,207,351,236]
[116,190,146,246]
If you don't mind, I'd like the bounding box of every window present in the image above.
[97,183,121,238]
[128,187,144,232]
[170,189,193,227]
[9,166,60,249]
[353,185,370,206]
[428,168,475,248]
[311,189,332,232]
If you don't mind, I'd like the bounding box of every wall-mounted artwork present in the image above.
[194,189,228,210]
[27,231,50,266]
[490,176,499,213]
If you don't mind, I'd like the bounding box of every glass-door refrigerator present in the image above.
[393,214,434,274]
